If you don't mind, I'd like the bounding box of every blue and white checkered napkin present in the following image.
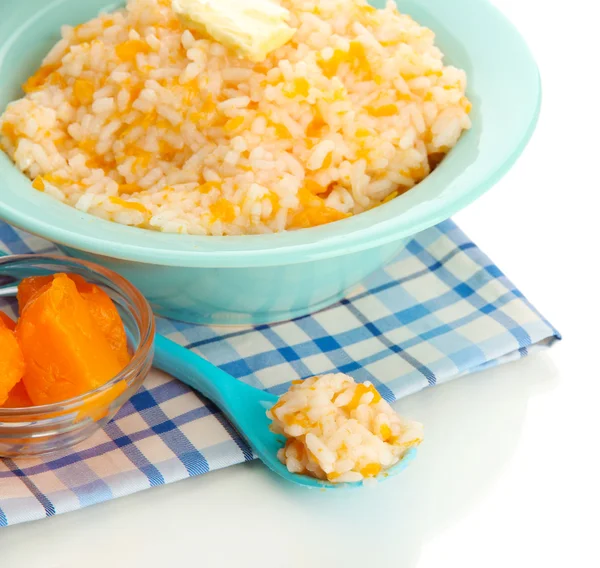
[0,219,559,527]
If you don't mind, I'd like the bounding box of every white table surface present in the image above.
[2,0,599,566]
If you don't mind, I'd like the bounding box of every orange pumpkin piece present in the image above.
[18,274,130,366]
[16,274,125,406]
[1,380,33,408]
[75,380,127,423]
[115,39,150,62]
[0,317,26,405]
[290,206,350,229]
[66,275,130,366]
[16,275,53,312]
[0,311,16,331]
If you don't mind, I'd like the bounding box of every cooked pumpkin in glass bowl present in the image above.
[0,254,154,457]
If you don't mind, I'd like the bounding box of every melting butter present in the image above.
[172,0,296,62]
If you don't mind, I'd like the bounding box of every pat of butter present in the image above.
[172,0,296,62]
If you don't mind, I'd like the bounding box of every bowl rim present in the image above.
[0,253,155,417]
[0,0,541,267]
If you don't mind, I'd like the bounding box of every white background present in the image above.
[2,0,599,566]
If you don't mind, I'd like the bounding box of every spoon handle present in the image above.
[153,333,255,408]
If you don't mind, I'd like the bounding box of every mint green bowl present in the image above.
[0,0,540,324]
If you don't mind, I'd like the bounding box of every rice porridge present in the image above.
[0,0,471,235]
[268,373,423,483]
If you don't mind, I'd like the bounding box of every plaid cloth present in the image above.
[0,219,560,527]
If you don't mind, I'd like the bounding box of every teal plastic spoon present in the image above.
[152,334,417,490]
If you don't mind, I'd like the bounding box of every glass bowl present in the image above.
[0,254,155,457]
